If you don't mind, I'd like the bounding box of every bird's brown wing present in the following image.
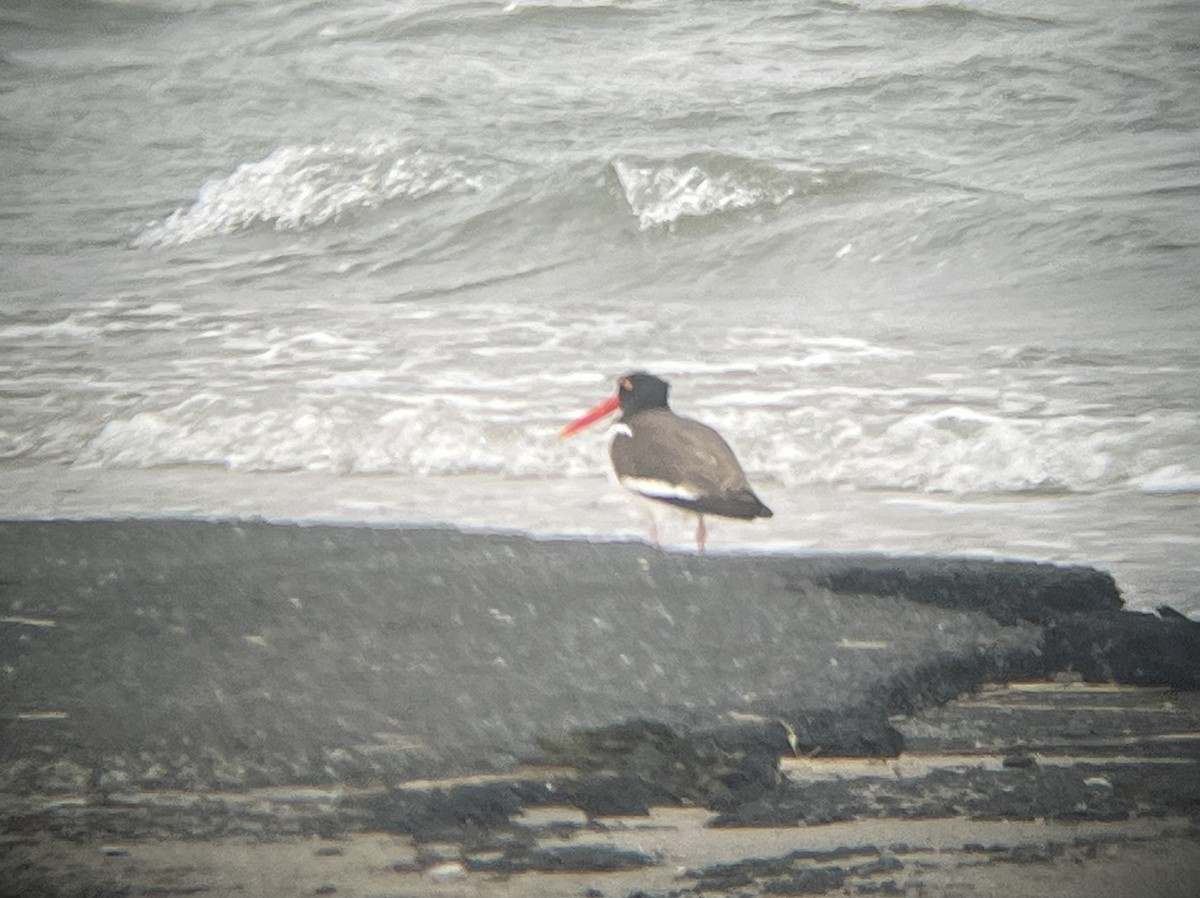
[610,409,772,520]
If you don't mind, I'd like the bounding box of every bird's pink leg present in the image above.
[648,517,660,548]
[696,515,707,554]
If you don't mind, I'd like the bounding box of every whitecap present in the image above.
[612,157,794,230]
[1133,464,1200,494]
[135,141,484,248]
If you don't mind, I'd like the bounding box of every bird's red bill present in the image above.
[559,394,620,438]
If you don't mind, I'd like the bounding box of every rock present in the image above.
[1042,610,1200,688]
[2,518,1197,859]
[803,556,1123,625]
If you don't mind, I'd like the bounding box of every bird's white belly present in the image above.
[617,475,702,503]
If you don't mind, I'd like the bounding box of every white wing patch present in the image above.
[618,475,701,502]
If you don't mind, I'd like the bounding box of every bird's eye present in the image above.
[621,378,632,391]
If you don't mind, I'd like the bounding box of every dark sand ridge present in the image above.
[1,519,1198,896]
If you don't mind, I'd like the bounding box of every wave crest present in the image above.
[612,156,799,230]
[135,141,483,247]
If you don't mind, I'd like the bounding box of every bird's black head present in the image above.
[617,371,670,416]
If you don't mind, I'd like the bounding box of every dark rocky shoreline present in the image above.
[2,519,1198,896]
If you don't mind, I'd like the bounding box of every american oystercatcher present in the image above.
[560,372,772,551]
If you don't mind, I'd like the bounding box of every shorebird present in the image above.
[560,371,772,551]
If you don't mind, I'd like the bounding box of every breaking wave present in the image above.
[134,141,486,248]
[68,396,1200,498]
[612,155,803,230]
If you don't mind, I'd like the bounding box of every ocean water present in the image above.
[2,0,1198,613]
